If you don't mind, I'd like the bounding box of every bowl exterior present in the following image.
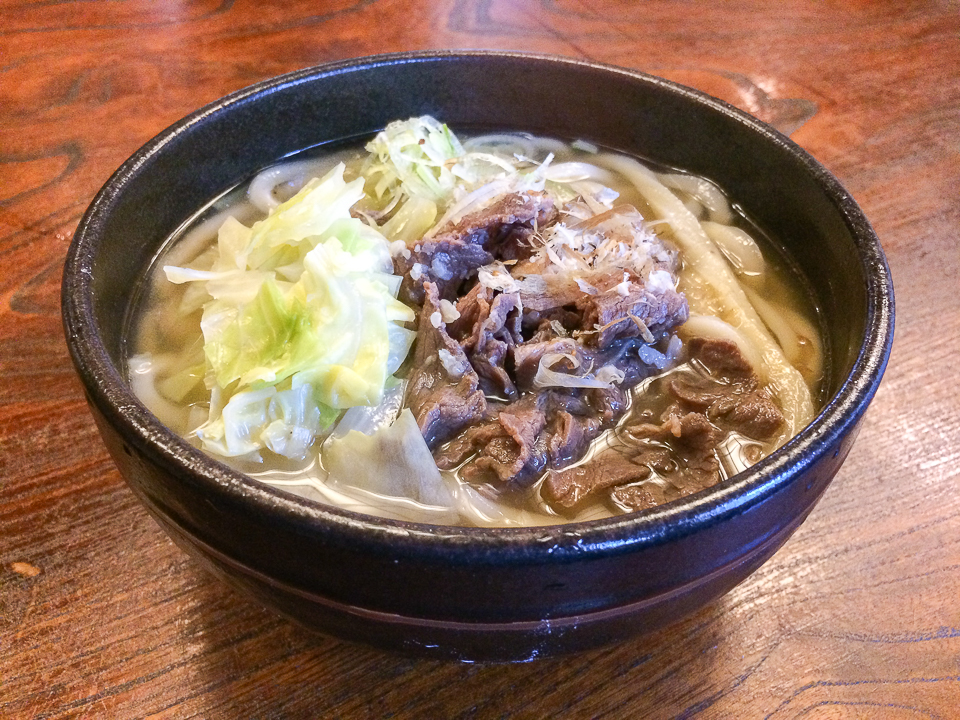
[63,52,894,661]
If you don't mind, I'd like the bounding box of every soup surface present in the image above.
[127,117,825,526]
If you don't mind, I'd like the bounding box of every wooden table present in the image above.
[2,2,957,717]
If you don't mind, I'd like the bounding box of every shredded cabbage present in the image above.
[163,163,415,461]
[363,115,467,204]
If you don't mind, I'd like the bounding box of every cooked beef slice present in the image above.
[610,474,708,513]
[516,275,586,312]
[607,484,660,512]
[395,191,700,492]
[433,330,682,487]
[627,410,723,453]
[444,393,548,484]
[448,285,523,399]
[520,307,583,341]
[435,391,603,487]
[541,449,651,509]
[622,411,722,480]
[610,412,724,511]
[688,335,754,374]
[583,384,629,424]
[544,411,720,510]
[545,410,602,466]
[394,192,557,304]
[575,283,689,347]
[512,331,668,398]
[434,419,504,471]
[404,282,487,448]
[398,242,493,306]
[541,338,785,512]
[670,337,785,439]
[447,283,487,337]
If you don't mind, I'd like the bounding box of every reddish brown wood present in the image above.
[2,1,958,717]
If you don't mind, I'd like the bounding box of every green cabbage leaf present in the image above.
[164,163,416,461]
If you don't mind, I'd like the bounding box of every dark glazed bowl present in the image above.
[62,51,894,662]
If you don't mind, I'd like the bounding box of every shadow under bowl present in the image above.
[62,51,894,662]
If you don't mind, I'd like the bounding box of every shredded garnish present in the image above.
[532,352,617,390]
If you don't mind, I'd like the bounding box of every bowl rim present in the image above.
[62,49,895,563]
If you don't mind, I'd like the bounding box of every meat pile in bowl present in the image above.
[399,189,785,512]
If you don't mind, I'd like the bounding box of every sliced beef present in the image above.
[542,450,651,509]
[669,379,784,440]
[434,329,684,488]
[436,393,547,484]
[609,442,721,511]
[520,307,583,340]
[544,389,596,418]
[544,410,602,467]
[584,384,628,424]
[448,285,523,399]
[576,283,689,347]
[544,411,720,510]
[607,484,660,512]
[626,410,722,451]
[434,418,503,471]
[395,192,557,305]
[619,340,783,483]
[393,189,712,498]
[398,243,493,306]
[623,411,723,472]
[540,338,785,513]
[516,275,586,312]
[688,336,754,375]
[469,395,549,483]
[404,282,487,448]
[610,475,709,513]
[720,397,784,440]
[581,336,680,422]
[447,283,487,338]
[669,337,785,440]
[511,334,666,399]
[435,391,603,488]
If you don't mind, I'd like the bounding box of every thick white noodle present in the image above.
[658,172,735,225]
[247,159,341,213]
[525,135,570,157]
[462,133,537,158]
[260,475,462,525]
[701,221,766,277]
[164,201,260,269]
[463,133,570,161]
[597,154,815,439]
[128,354,191,430]
[743,285,824,386]
[544,162,617,184]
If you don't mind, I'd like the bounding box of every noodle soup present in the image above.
[127,117,825,527]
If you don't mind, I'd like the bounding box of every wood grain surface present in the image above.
[2,1,958,717]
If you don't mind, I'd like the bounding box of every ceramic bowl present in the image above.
[62,51,894,662]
